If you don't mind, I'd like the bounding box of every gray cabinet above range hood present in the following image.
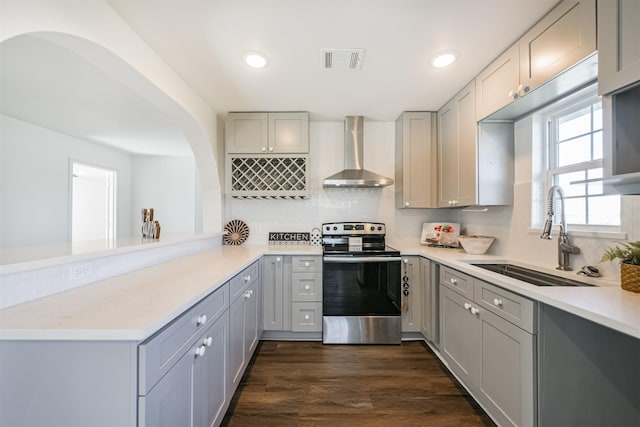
[323,116,394,188]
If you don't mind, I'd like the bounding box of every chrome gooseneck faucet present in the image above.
[540,185,580,270]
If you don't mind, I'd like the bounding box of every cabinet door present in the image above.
[598,0,640,95]
[419,258,436,342]
[245,281,260,357]
[475,43,520,121]
[139,348,192,427]
[401,257,422,332]
[477,309,535,427]
[439,286,480,387]
[262,256,284,331]
[193,313,230,427]
[438,98,459,207]
[456,82,477,207]
[226,112,268,154]
[228,294,246,390]
[519,0,596,92]
[268,112,309,153]
[395,112,438,208]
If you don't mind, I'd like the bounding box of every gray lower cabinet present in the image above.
[401,256,422,332]
[262,255,322,334]
[139,311,229,427]
[139,282,231,427]
[229,262,260,391]
[439,267,536,427]
[262,255,284,330]
[420,258,438,345]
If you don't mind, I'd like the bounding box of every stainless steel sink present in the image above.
[471,263,594,287]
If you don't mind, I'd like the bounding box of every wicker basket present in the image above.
[620,263,640,293]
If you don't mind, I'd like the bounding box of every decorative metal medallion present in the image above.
[224,219,249,245]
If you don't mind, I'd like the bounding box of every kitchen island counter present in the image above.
[0,244,321,341]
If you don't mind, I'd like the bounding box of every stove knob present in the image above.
[377,226,382,231]
[370,226,375,231]
[325,226,330,231]
[333,226,338,231]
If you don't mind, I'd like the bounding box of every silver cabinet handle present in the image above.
[196,314,208,326]
[470,307,480,315]
[493,298,503,307]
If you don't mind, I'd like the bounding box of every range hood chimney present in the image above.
[323,116,394,188]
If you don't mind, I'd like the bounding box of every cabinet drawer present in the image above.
[291,302,322,332]
[139,283,229,394]
[291,273,322,302]
[440,267,474,298]
[475,280,536,333]
[230,261,259,301]
[291,256,322,273]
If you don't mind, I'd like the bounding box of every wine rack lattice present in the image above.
[227,155,309,199]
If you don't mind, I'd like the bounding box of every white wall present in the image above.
[225,118,640,281]
[0,114,133,249]
[132,155,197,235]
[0,0,223,233]
[459,116,640,279]
[225,121,460,247]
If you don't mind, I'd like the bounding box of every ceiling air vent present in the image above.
[321,48,365,71]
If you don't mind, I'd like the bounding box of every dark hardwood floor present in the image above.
[222,341,496,426]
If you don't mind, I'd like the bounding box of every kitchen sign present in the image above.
[269,232,310,244]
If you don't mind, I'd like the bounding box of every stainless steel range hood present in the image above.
[323,116,394,188]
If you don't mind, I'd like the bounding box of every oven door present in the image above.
[322,255,401,317]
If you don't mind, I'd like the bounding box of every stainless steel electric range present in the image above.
[321,222,402,344]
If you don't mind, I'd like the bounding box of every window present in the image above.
[545,94,620,226]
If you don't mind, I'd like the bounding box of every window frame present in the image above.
[543,92,620,229]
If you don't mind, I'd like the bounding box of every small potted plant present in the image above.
[601,241,640,293]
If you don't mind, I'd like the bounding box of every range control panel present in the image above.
[322,222,386,236]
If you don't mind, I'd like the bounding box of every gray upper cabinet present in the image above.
[226,112,309,154]
[438,81,514,208]
[598,0,640,95]
[519,0,596,92]
[476,0,597,121]
[438,81,478,207]
[475,43,520,121]
[395,112,438,209]
[268,113,310,153]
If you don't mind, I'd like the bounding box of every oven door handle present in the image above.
[323,256,402,263]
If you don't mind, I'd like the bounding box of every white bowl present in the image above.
[458,235,495,254]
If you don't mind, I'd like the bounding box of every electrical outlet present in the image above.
[69,264,92,283]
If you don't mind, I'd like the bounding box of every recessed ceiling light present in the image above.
[431,52,457,68]
[243,51,268,69]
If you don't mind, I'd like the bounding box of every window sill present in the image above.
[527,228,627,240]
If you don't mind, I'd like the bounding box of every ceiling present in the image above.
[107,0,558,121]
[1,0,559,158]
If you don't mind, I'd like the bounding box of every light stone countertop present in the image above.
[1,242,639,341]
[401,244,640,340]
[0,245,320,341]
